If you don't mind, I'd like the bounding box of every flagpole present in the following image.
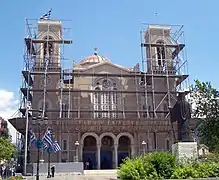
[47,149,51,178]
[24,107,29,175]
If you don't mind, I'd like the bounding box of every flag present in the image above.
[28,129,37,148]
[42,127,53,147]
[53,141,61,153]
[163,63,167,72]
[40,9,52,20]
[43,142,48,152]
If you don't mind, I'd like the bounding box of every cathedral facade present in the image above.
[10,19,188,169]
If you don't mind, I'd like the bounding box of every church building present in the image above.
[9,18,189,169]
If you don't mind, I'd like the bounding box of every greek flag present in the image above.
[43,143,48,152]
[163,63,167,73]
[28,129,37,147]
[42,127,53,147]
[40,9,52,20]
[53,141,61,153]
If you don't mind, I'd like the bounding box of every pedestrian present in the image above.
[1,165,6,179]
[51,165,55,177]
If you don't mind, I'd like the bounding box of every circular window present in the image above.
[40,75,52,88]
[102,79,110,88]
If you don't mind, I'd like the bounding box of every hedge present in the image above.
[118,152,219,180]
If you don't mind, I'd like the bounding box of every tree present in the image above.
[0,117,11,139]
[0,137,16,161]
[190,79,219,152]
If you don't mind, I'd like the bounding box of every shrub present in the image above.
[118,156,159,180]
[144,151,176,179]
[119,152,176,180]
[2,176,24,180]
[199,153,219,163]
[119,151,219,179]
[170,163,200,179]
[170,162,219,179]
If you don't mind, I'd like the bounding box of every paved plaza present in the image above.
[25,175,117,180]
[24,170,118,180]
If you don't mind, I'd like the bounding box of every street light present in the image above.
[32,110,48,180]
[142,141,146,154]
[75,141,79,163]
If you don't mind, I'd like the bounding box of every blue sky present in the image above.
[0,0,218,116]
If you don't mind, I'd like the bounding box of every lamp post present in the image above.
[75,141,79,163]
[32,110,48,180]
[142,141,146,154]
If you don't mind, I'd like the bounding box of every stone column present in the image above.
[68,133,70,162]
[131,145,135,157]
[114,144,118,169]
[79,145,83,162]
[97,144,101,169]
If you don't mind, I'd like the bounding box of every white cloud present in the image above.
[0,89,19,143]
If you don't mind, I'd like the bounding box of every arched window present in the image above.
[38,100,50,117]
[156,40,166,66]
[142,105,147,118]
[111,87,118,118]
[101,90,110,118]
[94,87,101,118]
[43,36,54,62]
[166,139,170,151]
[62,103,68,118]
[93,79,118,119]
[148,105,153,117]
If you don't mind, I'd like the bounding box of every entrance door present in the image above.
[83,152,96,170]
[100,151,113,169]
[118,152,129,167]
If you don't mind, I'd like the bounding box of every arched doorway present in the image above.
[100,136,114,169]
[83,136,97,170]
[118,136,131,167]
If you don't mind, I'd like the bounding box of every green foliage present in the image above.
[170,163,200,179]
[144,151,176,179]
[0,137,16,161]
[199,153,219,163]
[118,151,176,180]
[190,79,219,152]
[2,176,24,180]
[0,119,10,139]
[118,156,159,180]
[119,151,219,179]
[170,162,219,179]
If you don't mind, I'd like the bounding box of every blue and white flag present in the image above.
[163,63,167,72]
[53,141,61,153]
[28,129,37,148]
[40,9,52,20]
[43,142,48,152]
[42,127,53,147]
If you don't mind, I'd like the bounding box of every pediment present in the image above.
[77,61,133,74]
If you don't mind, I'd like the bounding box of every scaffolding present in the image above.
[18,23,189,124]
[18,18,72,173]
[140,24,189,119]
[8,19,191,166]
[20,18,72,119]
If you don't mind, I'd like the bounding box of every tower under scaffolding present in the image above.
[140,24,189,119]
[9,18,193,170]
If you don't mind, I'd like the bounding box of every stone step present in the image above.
[84,169,118,175]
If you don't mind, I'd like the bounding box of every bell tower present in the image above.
[140,24,187,118]
[143,25,177,74]
[31,19,72,117]
[36,20,62,68]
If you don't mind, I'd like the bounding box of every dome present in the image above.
[79,50,110,65]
